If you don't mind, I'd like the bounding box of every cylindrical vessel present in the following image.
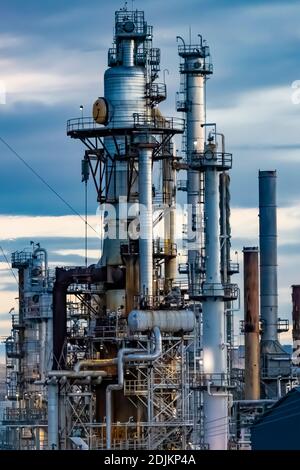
[104,66,146,128]
[259,170,278,342]
[204,394,228,450]
[122,39,135,67]
[128,309,195,332]
[202,156,228,450]
[47,382,59,449]
[243,247,260,400]
[163,155,177,290]
[100,63,146,312]
[138,146,153,297]
[292,285,300,366]
[204,167,222,284]
[186,69,205,292]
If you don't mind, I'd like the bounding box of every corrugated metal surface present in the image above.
[251,387,300,449]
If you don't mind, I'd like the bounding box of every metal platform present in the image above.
[67,115,185,139]
[190,151,233,171]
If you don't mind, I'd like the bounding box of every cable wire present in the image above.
[0,246,19,286]
[0,136,100,238]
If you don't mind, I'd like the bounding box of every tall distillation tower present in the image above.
[61,7,197,450]
[176,36,238,449]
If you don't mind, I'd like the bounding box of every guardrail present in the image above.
[67,114,185,135]
[190,151,232,170]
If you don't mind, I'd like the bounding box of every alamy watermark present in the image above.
[94,198,202,249]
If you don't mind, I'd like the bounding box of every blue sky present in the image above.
[1,0,300,356]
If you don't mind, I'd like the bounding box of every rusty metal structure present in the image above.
[243,247,260,400]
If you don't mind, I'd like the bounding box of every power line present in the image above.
[0,136,100,238]
[0,246,19,286]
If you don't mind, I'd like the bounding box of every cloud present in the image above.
[0,215,100,240]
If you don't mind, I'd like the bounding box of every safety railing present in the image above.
[5,339,22,358]
[194,282,239,300]
[153,239,177,257]
[133,295,161,310]
[190,151,232,170]
[190,372,231,389]
[176,100,188,112]
[124,379,148,395]
[11,250,32,268]
[178,44,211,58]
[2,407,47,424]
[147,82,166,103]
[67,114,185,134]
[177,179,188,191]
[178,263,188,275]
[228,262,239,275]
[179,61,213,75]
[277,318,289,333]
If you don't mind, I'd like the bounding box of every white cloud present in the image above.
[208,85,300,149]
[53,248,100,259]
[0,214,100,240]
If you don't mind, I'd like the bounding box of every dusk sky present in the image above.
[1,0,300,357]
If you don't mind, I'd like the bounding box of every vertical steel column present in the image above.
[202,148,228,450]
[139,146,153,298]
[47,380,58,449]
[186,72,205,292]
[243,247,260,400]
[259,170,278,342]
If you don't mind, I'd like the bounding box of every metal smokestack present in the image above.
[258,170,290,397]
[259,170,278,343]
[292,285,300,366]
[243,247,260,400]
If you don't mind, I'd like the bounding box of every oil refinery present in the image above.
[0,6,298,451]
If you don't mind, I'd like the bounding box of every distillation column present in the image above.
[177,38,212,294]
[186,69,204,292]
[163,156,177,290]
[98,24,146,313]
[201,140,233,450]
[138,144,154,298]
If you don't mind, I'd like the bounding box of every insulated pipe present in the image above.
[122,39,135,67]
[105,348,140,450]
[243,247,260,400]
[138,147,153,298]
[125,327,162,362]
[292,285,300,365]
[47,379,58,450]
[48,371,107,379]
[128,309,195,332]
[259,170,278,342]
[106,327,162,449]
[74,358,117,372]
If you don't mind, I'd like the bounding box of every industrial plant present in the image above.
[0,7,298,451]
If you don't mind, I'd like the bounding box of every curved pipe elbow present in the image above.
[125,327,162,363]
